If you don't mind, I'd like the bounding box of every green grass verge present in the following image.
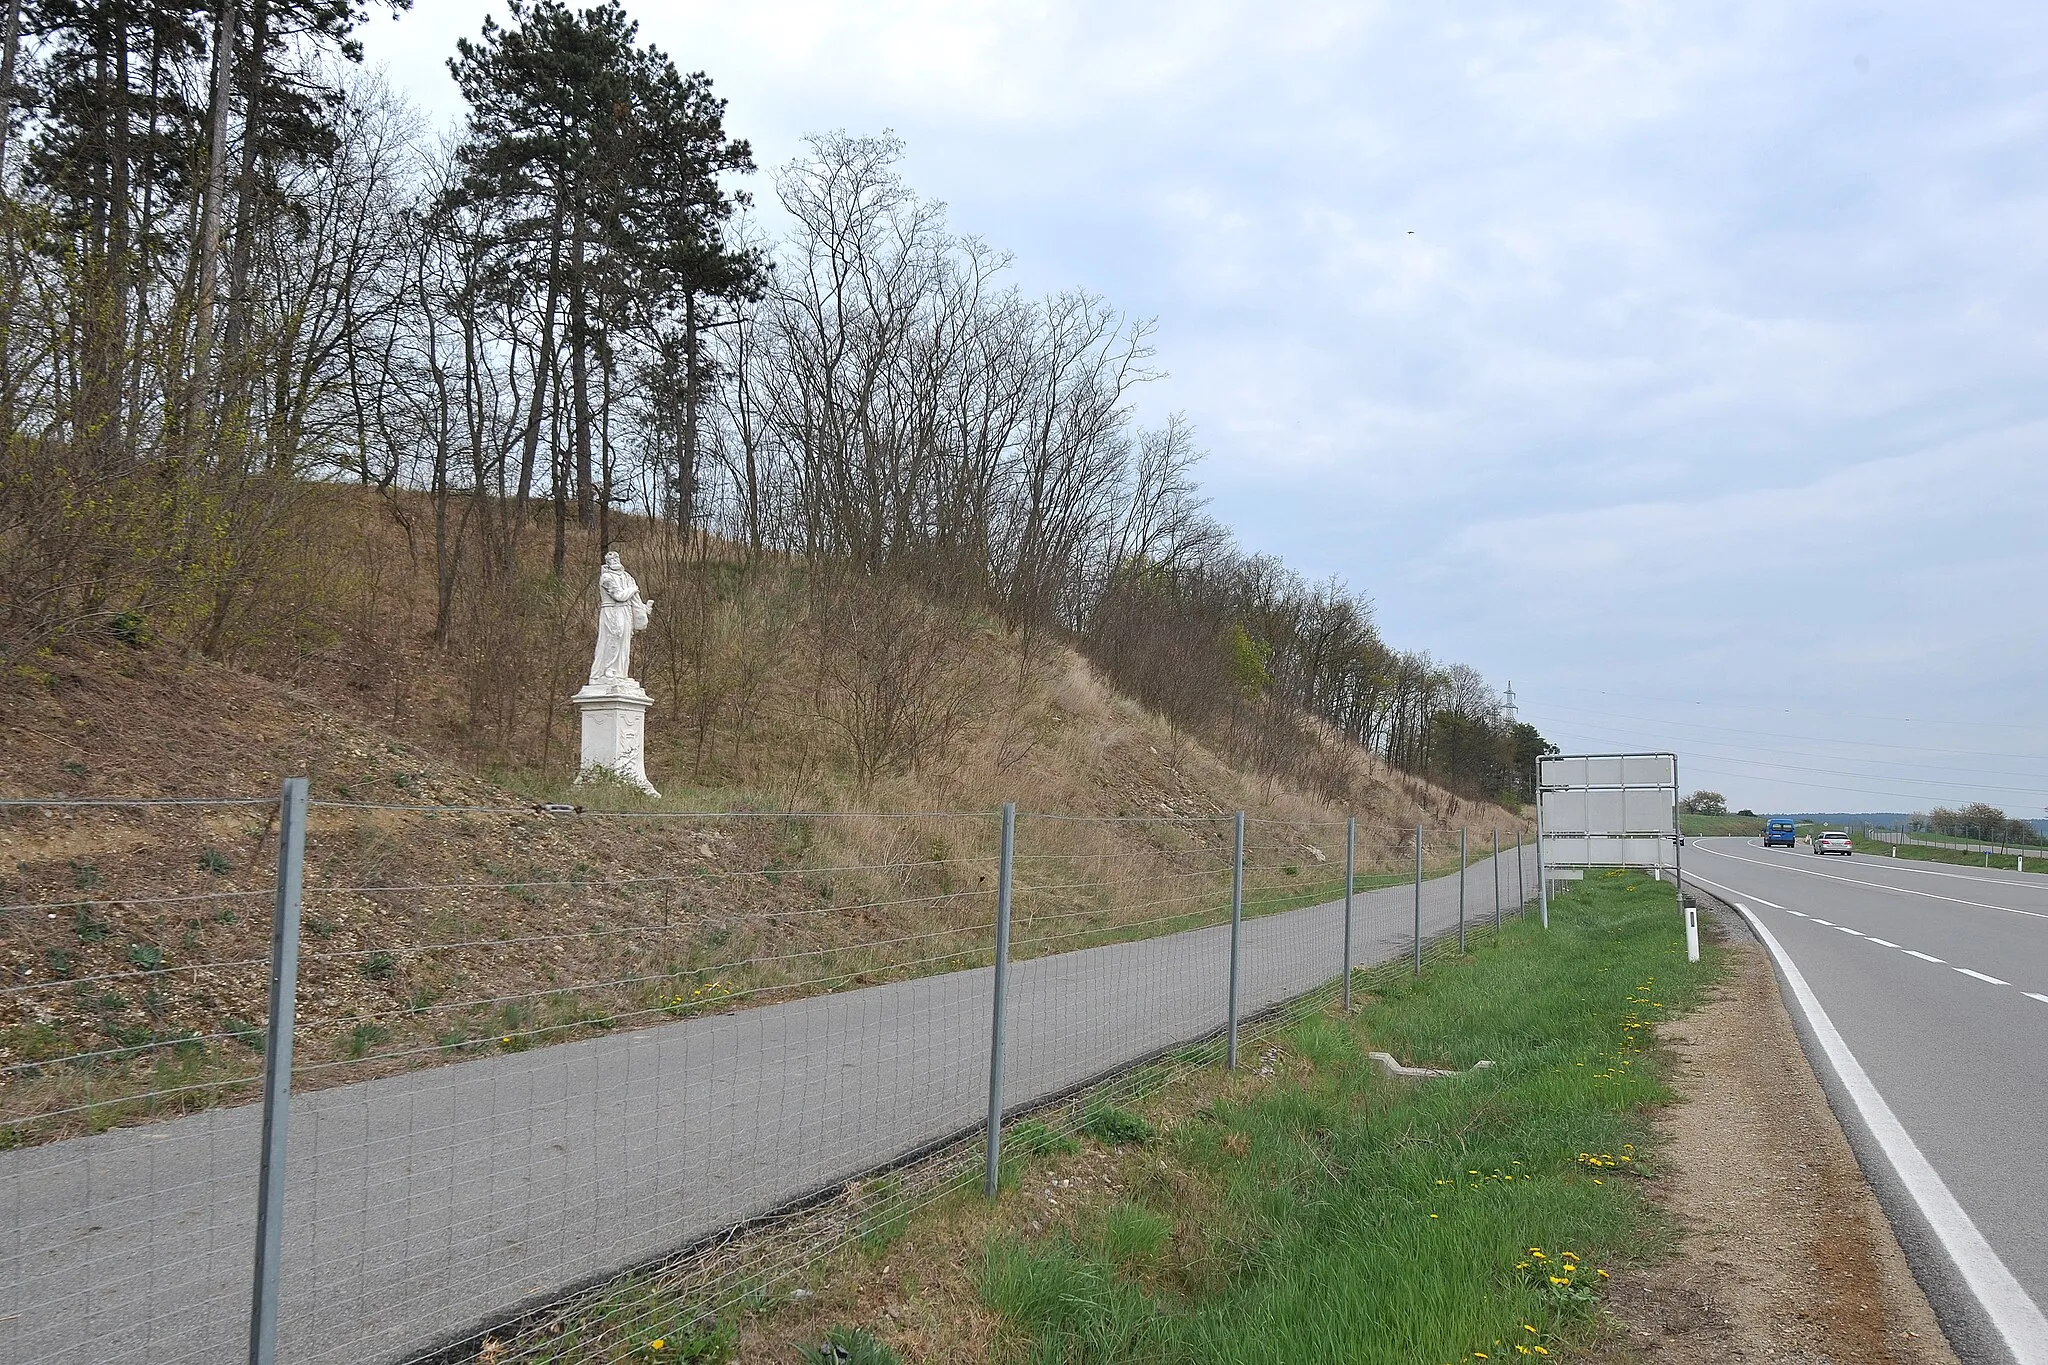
[1891,830,2044,853]
[1678,813,1764,837]
[977,869,1715,1363]
[1850,837,2042,873]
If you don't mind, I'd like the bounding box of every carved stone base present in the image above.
[571,682,660,797]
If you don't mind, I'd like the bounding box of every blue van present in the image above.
[1764,818,1797,848]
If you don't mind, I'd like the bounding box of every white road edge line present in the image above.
[2027,993,2048,1006]
[1904,950,1946,964]
[1686,871,1779,908]
[1955,968,2009,986]
[1867,938,1901,948]
[1835,926,1864,936]
[1731,901,2048,1363]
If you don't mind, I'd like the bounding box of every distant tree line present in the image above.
[1914,803,2041,845]
[0,0,1544,801]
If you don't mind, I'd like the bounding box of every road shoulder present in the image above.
[1587,917,1959,1364]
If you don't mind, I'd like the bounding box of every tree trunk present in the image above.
[183,0,237,463]
[0,0,19,441]
[108,34,133,455]
[551,384,567,575]
[513,194,566,529]
[79,34,117,462]
[568,211,594,528]
[220,0,270,383]
[0,0,21,175]
[680,292,700,534]
[458,277,500,577]
[596,343,612,550]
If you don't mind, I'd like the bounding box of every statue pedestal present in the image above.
[571,681,660,797]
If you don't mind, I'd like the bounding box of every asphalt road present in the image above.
[1684,837,2048,1365]
[0,846,1536,1365]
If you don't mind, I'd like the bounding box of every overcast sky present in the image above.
[363,0,2048,817]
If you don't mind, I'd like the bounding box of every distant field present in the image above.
[1681,814,1764,837]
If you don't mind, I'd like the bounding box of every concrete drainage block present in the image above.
[1369,1052,1494,1080]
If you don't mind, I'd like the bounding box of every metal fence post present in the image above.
[1457,826,1467,953]
[1412,824,1423,974]
[1341,816,1355,1012]
[983,802,1015,1198]
[1492,827,1501,932]
[248,777,308,1365]
[1516,831,1525,914]
[1228,811,1245,1069]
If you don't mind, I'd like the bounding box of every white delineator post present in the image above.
[1685,902,1700,963]
[572,678,660,797]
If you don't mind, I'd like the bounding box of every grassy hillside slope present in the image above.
[1,491,1529,1143]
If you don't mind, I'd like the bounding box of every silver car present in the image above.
[1812,831,1853,856]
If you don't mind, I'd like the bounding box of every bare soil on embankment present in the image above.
[1585,916,1958,1365]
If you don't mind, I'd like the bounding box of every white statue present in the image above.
[590,550,653,686]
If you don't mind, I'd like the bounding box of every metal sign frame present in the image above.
[1535,752,1681,928]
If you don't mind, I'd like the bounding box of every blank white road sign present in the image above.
[1539,752,1677,869]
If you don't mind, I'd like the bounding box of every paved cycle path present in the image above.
[1,847,1537,1365]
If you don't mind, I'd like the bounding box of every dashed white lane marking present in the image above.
[1698,843,2048,921]
[1685,871,2038,994]
[1730,903,2048,1363]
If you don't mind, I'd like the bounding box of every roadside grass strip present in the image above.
[1850,836,2044,875]
[968,870,1714,1364]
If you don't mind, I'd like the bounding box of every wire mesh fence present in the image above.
[0,786,1539,1365]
